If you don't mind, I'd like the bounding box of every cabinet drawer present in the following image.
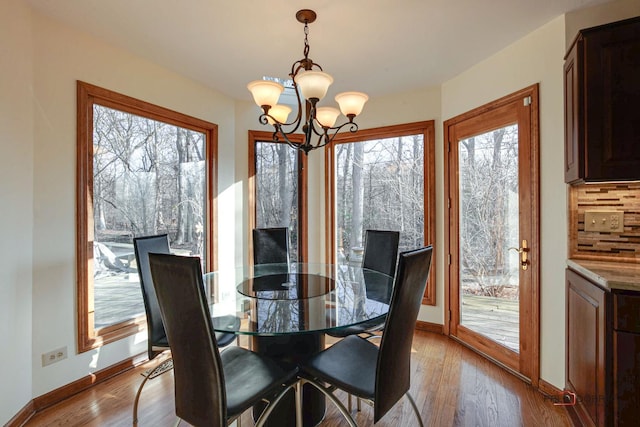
[614,293,640,333]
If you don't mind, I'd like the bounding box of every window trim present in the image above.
[248,131,308,263]
[76,81,218,353]
[325,121,436,305]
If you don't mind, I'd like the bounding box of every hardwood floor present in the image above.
[24,331,572,426]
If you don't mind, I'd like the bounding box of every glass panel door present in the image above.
[458,125,520,352]
[445,86,539,381]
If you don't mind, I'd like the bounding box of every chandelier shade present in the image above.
[335,92,369,117]
[247,9,368,155]
[294,70,334,102]
[266,104,292,125]
[315,106,341,128]
[247,80,284,108]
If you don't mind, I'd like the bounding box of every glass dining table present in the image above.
[203,262,394,427]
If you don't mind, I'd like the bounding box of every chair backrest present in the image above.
[252,227,290,265]
[362,230,400,278]
[133,234,170,360]
[148,253,227,427]
[374,245,433,423]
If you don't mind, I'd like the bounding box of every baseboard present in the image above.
[415,320,443,334]
[4,400,34,427]
[537,379,579,425]
[6,353,147,426]
[538,378,562,397]
[33,354,145,411]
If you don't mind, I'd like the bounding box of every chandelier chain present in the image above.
[303,22,310,60]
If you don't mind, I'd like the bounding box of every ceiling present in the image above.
[26,0,608,103]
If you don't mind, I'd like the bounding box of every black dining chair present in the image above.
[252,227,290,265]
[148,253,299,427]
[131,234,237,426]
[298,245,433,427]
[327,229,400,339]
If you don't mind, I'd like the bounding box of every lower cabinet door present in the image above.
[614,330,640,426]
[566,269,608,427]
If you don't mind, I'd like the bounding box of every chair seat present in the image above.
[213,315,241,348]
[215,331,236,348]
[327,318,385,338]
[150,336,169,350]
[301,335,378,399]
[222,346,298,418]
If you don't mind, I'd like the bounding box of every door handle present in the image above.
[508,239,529,270]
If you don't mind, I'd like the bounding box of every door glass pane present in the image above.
[458,124,519,352]
[335,135,424,265]
[93,105,207,329]
[255,142,299,261]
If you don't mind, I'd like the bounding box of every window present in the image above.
[77,81,217,352]
[248,131,307,262]
[327,121,436,304]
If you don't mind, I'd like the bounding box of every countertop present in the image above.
[567,259,640,292]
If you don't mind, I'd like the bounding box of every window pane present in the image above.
[254,142,299,261]
[92,105,206,329]
[458,124,520,351]
[335,135,424,264]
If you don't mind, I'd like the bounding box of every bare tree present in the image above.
[459,126,519,298]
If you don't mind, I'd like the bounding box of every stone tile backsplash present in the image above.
[570,182,640,262]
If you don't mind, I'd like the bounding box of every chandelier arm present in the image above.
[329,121,359,134]
[272,124,305,151]
[318,121,360,149]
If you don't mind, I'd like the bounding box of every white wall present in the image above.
[442,16,567,387]
[28,8,237,400]
[0,1,35,422]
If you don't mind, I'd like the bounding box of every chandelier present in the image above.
[247,9,369,155]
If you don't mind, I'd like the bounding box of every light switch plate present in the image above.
[584,210,624,233]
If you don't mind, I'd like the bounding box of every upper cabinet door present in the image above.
[564,17,640,183]
[564,36,584,183]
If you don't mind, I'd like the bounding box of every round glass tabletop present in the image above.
[204,263,393,336]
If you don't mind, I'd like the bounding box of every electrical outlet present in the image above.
[42,346,67,367]
[584,210,624,233]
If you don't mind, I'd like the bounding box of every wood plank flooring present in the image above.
[23,331,572,426]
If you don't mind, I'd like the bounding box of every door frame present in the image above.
[443,85,540,385]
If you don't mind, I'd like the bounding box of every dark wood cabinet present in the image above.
[613,292,640,426]
[564,17,640,183]
[566,268,640,426]
[566,268,610,426]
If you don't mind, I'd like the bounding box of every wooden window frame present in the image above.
[76,81,218,353]
[325,121,436,305]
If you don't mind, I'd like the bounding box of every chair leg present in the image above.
[405,392,424,427]
[133,359,171,426]
[299,378,357,427]
[295,381,303,427]
[255,383,297,427]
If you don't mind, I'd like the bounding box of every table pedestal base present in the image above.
[251,333,326,427]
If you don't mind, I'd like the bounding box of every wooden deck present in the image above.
[461,294,519,352]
